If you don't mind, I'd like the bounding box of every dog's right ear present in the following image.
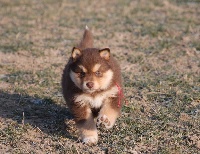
[71,47,81,61]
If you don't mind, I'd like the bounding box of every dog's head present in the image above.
[69,47,114,93]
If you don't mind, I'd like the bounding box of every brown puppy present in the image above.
[62,26,123,145]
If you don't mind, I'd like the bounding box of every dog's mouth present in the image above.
[80,81,100,93]
[82,88,97,93]
[82,87,102,94]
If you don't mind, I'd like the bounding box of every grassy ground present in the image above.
[0,0,200,153]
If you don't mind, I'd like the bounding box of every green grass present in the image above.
[0,0,200,153]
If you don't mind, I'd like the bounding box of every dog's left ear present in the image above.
[99,48,110,60]
[71,47,81,61]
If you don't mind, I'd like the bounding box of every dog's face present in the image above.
[69,47,114,93]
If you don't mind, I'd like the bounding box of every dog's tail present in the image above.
[78,25,93,50]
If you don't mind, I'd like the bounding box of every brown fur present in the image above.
[78,26,93,50]
[62,27,123,144]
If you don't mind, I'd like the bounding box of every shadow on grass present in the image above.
[0,90,76,140]
[0,45,18,53]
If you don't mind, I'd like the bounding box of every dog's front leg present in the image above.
[97,97,121,129]
[72,105,98,145]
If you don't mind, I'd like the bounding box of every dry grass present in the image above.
[0,0,200,153]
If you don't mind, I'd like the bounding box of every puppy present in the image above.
[62,26,123,145]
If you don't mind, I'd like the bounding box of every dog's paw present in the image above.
[97,115,112,129]
[82,135,98,145]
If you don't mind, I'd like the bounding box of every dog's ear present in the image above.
[71,47,81,61]
[99,48,110,60]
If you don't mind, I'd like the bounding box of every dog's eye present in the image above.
[78,72,85,78]
[95,71,102,77]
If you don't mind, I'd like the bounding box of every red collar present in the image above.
[115,83,124,107]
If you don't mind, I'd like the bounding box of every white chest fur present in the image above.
[74,86,118,108]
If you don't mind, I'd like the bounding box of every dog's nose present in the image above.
[86,82,94,89]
